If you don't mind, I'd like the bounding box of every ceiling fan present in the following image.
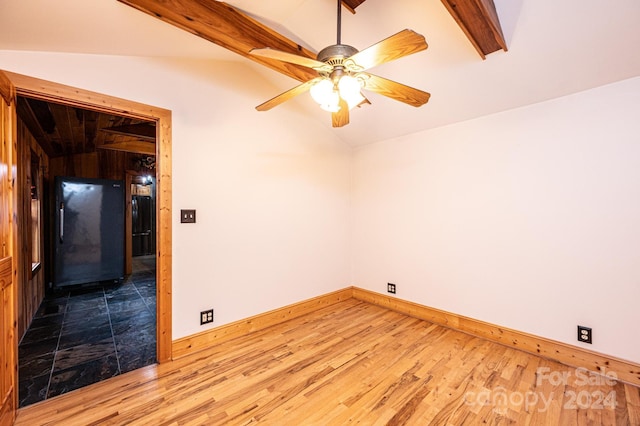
[250,0,431,128]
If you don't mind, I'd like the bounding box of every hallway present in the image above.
[18,255,156,407]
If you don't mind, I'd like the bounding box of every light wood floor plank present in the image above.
[15,299,639,425]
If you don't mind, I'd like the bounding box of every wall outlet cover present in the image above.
[577,325,592,344]
[200,309,214,325]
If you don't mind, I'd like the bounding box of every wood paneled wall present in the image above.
[16,120,48,340]
[48,150,129,181]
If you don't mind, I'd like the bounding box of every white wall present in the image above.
[353,77,640,363]
[3,50,638,363]
[0,51,352,339]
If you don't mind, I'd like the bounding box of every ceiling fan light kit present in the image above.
[310,70,365,112]
[337,75,366,109]
[250,0,431,128]
[310,43,366,112]
[310,79,341,112]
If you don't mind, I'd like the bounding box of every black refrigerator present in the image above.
[53,176,125,288]
[132,195,154,256]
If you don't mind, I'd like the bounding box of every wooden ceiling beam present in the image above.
[117,0,319,83]
[118,0,506,77]
[342,0,367,14]
[16,97,59,158]
[100,122,156,142]
[441,0,507,59]
[97,141,156,156]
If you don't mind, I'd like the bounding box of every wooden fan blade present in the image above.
[347,29,428,71]
[362,73,430,107]
[332,98,350,128]
[250,48,332,73]
[256,78,322,111]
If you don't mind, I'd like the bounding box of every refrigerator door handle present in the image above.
[59,202,64,243]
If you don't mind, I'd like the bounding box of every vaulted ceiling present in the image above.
[115,0,506,84]
[1,0,639,146]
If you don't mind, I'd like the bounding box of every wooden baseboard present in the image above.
[172,288,353,359]
[351,287,640,387]
[172,286,640,386]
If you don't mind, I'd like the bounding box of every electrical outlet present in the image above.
[200,309,214,325]
[387,283,396,294]
[181,209,196,223]
[577,325,592,344]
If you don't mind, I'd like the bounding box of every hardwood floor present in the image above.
[15,299,640,425]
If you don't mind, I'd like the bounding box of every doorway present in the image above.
[3,70,172,407]
[18,254,157,405]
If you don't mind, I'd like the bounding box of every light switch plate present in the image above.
[181,209,196,223]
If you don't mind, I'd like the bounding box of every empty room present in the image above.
[1,0,639,424]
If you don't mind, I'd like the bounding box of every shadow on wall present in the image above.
[495,0,524,46]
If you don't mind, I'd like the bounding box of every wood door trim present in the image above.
[3,70,173,363]
[0,257,11,289]
[0,73,15,106]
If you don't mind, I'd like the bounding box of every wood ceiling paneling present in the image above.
[17,96,156,159]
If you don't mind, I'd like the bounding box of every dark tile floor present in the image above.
[18,255,157,407]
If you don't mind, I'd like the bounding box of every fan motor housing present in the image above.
[317,44,359,65]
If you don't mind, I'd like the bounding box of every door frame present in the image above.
[4,70,173,363]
